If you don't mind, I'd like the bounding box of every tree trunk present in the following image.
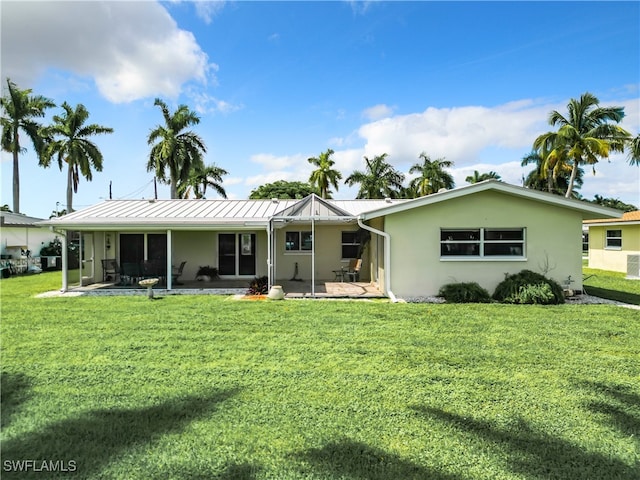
[565,161,579,198]
[12,149,20,213]
[67,163,74,212]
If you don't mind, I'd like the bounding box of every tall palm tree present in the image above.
[39,102,113,212]
[177,163,229,199]
[344,153,405,199]
[521,151,583,197]
[307,148,342,199]
[465,170,501,184]
[147,98,206,199]
[627,133,640,166]
[1,78,55,213]
[408,153,455,196]
[533,92,629,198]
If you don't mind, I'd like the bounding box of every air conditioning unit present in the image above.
[627,255,640,279]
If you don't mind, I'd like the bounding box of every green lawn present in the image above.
[583,267,640,305]
[1,272,639,479]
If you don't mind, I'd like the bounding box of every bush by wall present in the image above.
[438,282,492,303]
[493,270,565,305]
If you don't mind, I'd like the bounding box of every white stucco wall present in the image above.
[383,190,584,297]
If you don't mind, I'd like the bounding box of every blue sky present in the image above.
[1,0,639,218]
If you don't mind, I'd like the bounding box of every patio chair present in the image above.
[101,258,119,282]
[121,262,141,286]
[172,261,187,285]
[345,258,362,282]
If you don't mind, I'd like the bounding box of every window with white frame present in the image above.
[341,231,360,259]
[285,231,313,252]
[605,229,622,249]
[441,228,525,258]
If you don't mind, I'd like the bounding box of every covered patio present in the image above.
[53,278,385,299]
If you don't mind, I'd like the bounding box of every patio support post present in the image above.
[78,232,83,287]
[311,202,315,297]
[166,229,172,290]
[60,229,68,292]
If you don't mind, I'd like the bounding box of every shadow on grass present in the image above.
[148,461,260,480]
[580,380,640,438]
[413,406,637,480]
[298,439,463,480]
[1,389,238,479]
[1,371,32,429]
[583,286,640,305]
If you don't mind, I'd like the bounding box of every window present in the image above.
[606,229,622,249]
[285,231,312,252]
[441,228,525,259]
[341,231,360,259]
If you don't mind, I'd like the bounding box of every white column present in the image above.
[166,229,172,290]
[61,230,68,292]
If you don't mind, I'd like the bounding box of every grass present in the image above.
[583,266,640,305]
[1,272,639,479]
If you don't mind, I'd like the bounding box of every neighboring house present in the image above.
[0,211,56,259]
[40,180,621,297]
[584,210,640,277]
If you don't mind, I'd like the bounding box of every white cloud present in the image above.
[362,103,395,121]
[357,100,556,167]
[250,153,309,172]
[1,1,215,103]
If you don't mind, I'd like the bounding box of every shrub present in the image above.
[493,270,565,304]
[438,282,492,303]
[247,276,269,295]
[504,283,555,305]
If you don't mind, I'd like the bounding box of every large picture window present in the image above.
[285,231,312,252]
[605,229,622,249]
[441,228,525,259]
[341,231,360,259]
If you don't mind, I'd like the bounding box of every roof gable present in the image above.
[360,180,623,221]
[273,194,353,219]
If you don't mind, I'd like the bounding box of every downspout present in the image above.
[267,220,272,289]
[357,217,397,303]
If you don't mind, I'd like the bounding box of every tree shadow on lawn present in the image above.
[413,405,637,480]
[579,380,640,439]
[1,371,32,429]
[1,388,239,479]
[298,438,464,480]
[147,461,260,480]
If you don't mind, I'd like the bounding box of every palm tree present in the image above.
[1,78,55,213]
[39,102,113,212]
[408,153,455,196]
[465,170,501,184]
[344,153,405,199]
[627,133,640,166]
[147,98,206,199]
[308,148,342,199]
[533,92,629,198]
[177,163,228,199]
[521,151,583,197]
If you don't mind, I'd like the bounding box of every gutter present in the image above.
[357,216,398,303]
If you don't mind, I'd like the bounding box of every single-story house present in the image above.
[40,180,621,298]
[584,210,640,277]
[1,211,57,261]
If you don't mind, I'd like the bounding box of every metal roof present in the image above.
[0,212,45,227]
[38,196,408,230]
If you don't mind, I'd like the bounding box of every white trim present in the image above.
[360,180,623,221]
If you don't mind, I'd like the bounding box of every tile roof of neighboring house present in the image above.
[584,210,640,225]
[0,211,45,227]
[39,195,406,229]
